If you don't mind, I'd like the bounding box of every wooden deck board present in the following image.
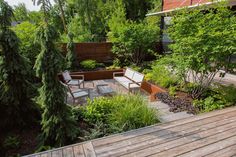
[24,107,236,157]
[95,112,236,155]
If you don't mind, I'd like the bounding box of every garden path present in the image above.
[149,101,193,122]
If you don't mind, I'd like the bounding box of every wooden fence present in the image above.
[62,42,161,63]
[62,42,113,62]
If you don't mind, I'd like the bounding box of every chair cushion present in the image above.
[62,71,72,82]
[132,72,144,83]
[72,91,88,98]
[114,76,131,83]
[124,68,135,80]
[67,79,83,86]
[114,76,140,89]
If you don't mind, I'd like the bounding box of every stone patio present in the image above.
[67,79,193,123]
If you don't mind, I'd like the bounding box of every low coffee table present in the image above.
[96,80,114,95]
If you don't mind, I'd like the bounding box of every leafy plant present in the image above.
[0,0,40,130]
[34,0,78,147]
[147,61,179,88]
[109,94,159,131]
[169,86,177,97]
[167,4,236,99]
[3,136,20,149]
[108,21,159,65]
[81,94,159,135]
[66,32,78,70]
[80,59,97,70]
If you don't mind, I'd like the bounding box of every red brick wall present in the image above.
[163,0,211,10]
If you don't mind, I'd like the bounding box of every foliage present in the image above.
[34,0,78,147]
[80,94,158,138]
[122,0,156,21]
[66,0,115,42]
[169,86,177,97]
[66,32,77,70]
[167,4,236,98]
[35,23,78,147]
[12,21,40,67]
[3,136,20,149]
[80,59,97,70]
[147,60,179,88]
[108,21,159,65]
[0,0,40,130]
[193,84,236,113]
[13,3,29,22]
[109,95,158,131]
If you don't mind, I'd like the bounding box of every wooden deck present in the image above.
[24,107,236,157]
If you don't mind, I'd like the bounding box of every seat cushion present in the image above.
[124,68,135,80]
[72,91,88,98]
[67,79,83,86]
[114,76,131,83]
[114,76,140,89]
[132,72,144,83]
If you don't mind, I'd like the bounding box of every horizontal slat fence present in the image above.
[62,42,113,62]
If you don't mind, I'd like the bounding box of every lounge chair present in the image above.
[62,70,84,88]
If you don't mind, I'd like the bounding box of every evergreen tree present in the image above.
[66,32,77,70]
[33,0,78,147]
[0,0,39,130]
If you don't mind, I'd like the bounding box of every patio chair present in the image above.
[62,70,85,88]
[60,81,90,105]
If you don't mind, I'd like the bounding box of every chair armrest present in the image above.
[70,75,84,80]
[113,72,124,78]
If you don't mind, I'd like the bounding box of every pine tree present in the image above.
[0,0,39,130]
[66,32,77,70]
[33,0,78,147]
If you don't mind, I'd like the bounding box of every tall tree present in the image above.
[32,0,78,147]
[66,32,77,70]
[0,0,39,130]
[13,3,29,22]
[55,0,67,33]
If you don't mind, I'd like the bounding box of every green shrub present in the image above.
[79,94,159,137]
[109,95,158,131]
[80,60,97,70]
[3,136,20,149]
[148,64,179,88]
[169,86,177,97]
[193,84,236,113]
[193,96,225,113]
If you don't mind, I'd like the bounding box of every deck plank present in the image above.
[95,112,236,156]
[83,142,96,157]
[120,121,236,157]
[73,145,85,157]
[204,144,236,157]
[23,107,236,157]
[92,107,236,147]
[63,147,74,157]
[97,117,236,156]
[178,137,236,157]
[51,149,63,157]
[148,127,236,157]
